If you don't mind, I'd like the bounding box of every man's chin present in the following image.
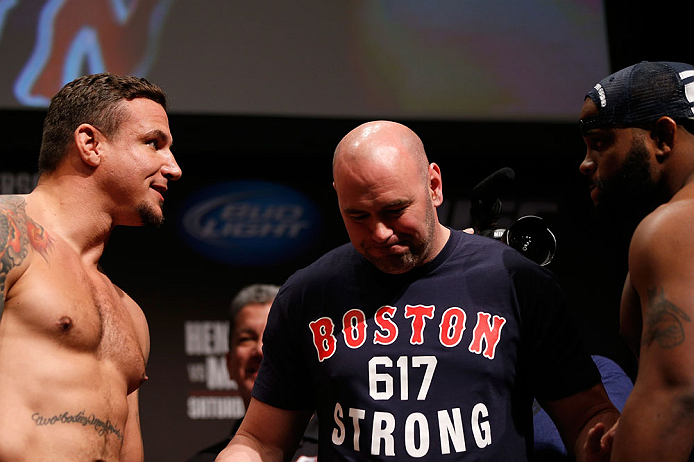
[366,253,417,274]
[136,202,165,228]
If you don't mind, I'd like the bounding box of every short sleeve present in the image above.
[251,282,316,410]
[519,270,601,400]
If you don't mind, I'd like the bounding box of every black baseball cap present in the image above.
[580,61,694,133]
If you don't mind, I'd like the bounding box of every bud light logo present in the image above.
[178,181,321,266]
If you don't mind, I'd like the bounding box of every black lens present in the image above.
[502,216,556,266]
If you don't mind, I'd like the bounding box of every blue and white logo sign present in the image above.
[178,181,321,266]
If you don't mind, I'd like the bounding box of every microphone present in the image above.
[470,167,515,236]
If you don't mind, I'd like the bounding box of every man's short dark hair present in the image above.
[38,72,168,175]
[228,284,280,345]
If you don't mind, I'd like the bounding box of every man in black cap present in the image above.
[579,61,694,461]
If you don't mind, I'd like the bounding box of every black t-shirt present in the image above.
[254,230,600,460]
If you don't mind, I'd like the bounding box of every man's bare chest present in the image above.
[6,247,145,376]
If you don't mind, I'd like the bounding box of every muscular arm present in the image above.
[539,382,620,462]
[215,398,313,462]
[1,196,27,316]
[611,206,694,461]
[0,195,51,318]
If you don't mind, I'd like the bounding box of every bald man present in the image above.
[216,121,618,462]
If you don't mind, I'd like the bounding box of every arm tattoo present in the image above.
[642,287,692,349]
[0,196,53,316]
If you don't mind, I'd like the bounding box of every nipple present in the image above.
[57,316,73,332]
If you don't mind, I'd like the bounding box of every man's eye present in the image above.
[350,214,368,222]
[586,134,612,151]
[383,208,406,219]
[146,139,159,149]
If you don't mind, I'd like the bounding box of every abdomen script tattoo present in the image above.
[642,287,692,349]
[31,409,123,441]
[0,196,53,316]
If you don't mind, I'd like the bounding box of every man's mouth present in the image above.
[150,184,167,201]
[589,184,600,204]
[369,244,406,257]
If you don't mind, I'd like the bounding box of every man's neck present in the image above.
[27,179,113,267]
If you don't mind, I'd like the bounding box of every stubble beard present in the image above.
[594,141,663,227]
[366,206,437,275]
[136,201,164,228]
[369,249,419,275]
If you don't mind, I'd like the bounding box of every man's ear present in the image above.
[429,163,443,206]
[651,116,677,163]
[74,124,103,167]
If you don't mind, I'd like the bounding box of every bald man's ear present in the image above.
[651,116,676,163]
[429,163,443,206]
[74,123,103,167]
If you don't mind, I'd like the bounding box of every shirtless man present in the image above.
[579,61,694,461]
[0,73,181,461]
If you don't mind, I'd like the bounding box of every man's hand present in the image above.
[584,419,619,462]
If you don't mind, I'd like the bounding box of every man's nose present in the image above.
[371,220,393,243]
[162,150,182,181]
[579,153,596,176]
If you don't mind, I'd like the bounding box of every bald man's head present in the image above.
[331,120,448,274]
[333,120,429,185]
